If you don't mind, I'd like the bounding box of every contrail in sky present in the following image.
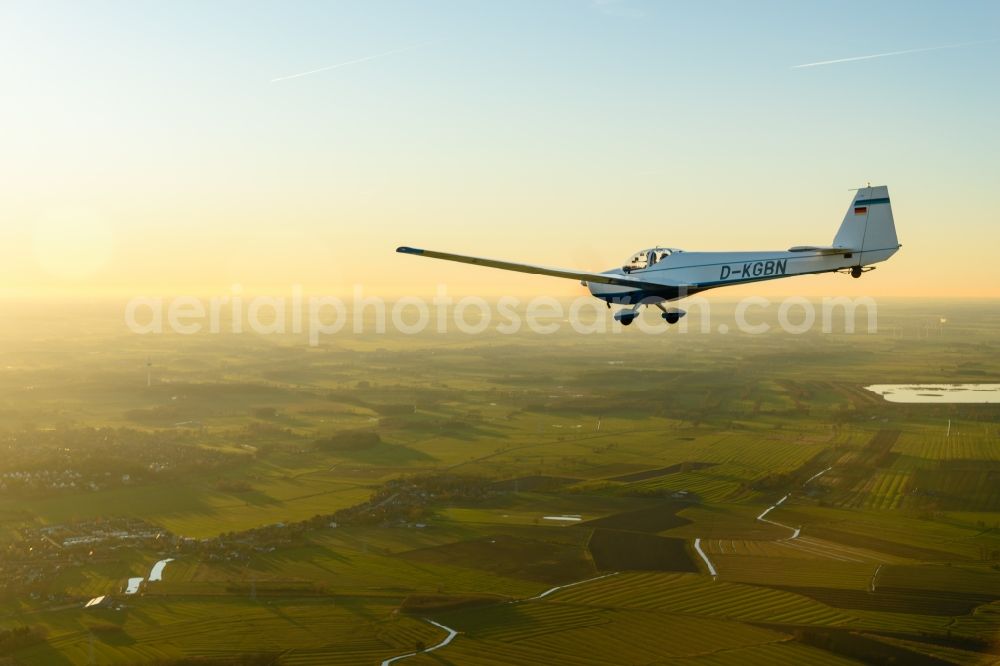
[270,43,427,83]
[792,39,995,69]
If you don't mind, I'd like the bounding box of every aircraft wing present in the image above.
[788,245,858,254]
[396,246,667,291]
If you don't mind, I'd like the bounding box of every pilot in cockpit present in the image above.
[623,248,676,273]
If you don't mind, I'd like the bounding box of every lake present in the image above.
[865,384,1000,403]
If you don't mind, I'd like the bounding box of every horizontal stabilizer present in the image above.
[788,245,858,254]
[396,246,667,291]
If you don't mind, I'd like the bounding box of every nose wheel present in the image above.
[851,266,863,279]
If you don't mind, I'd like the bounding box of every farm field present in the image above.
[0,299,998,664]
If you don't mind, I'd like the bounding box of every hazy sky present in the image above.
[2,0,998,299]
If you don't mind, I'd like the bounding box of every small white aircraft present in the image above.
[398,186,901,325]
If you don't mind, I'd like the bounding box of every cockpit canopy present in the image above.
[623,247,682,272]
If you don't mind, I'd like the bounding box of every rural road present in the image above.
[381,618,459,666]
[693,538,717,576]
[379,572,620,665]
[694,466,833,576]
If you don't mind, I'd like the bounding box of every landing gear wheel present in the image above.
[655,305,686,325]
[851,266,863,279]
[614,308,640,326]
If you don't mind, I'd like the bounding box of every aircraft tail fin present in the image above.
[832,186,899,261]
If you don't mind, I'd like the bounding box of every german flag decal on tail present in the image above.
[854,206,867,215]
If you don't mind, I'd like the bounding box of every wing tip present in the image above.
[396,246,423,255]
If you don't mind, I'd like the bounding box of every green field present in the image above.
[0,300,999,664]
